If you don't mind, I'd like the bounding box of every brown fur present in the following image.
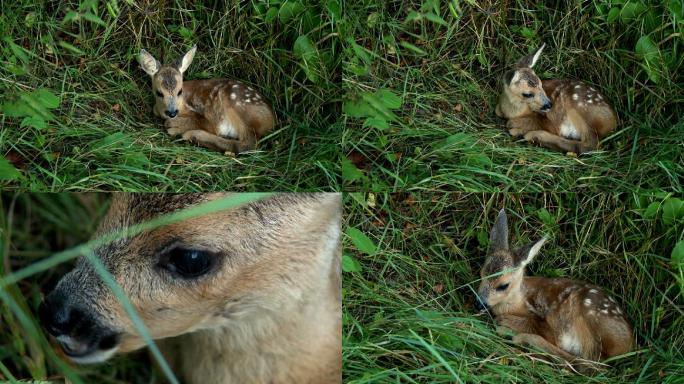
[496,44,617,154]
[477,209,633,373]
[139,46,275,154]
[40,193,341,384]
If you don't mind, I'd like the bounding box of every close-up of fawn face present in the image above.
[139,46,197,118]
[504,44,552,113]
[38,193,341,365]
[476,209,546,310]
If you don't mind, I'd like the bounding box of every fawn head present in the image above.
[476,209,547,312]
[139,45,197,118]
[38,193,341,364]
[502,43,552,113]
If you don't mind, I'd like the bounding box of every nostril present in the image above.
[165,110,178,118]
[39,296,83,337]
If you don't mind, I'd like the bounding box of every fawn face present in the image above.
[476,209,546,311]
[39,193,341,364]
[139,46,197,119]
[504,44,552,113]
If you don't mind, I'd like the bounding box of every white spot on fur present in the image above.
[559,333,581,355]
[230,93,236,100]
[588,99,593,104]
[560,119,581,140]
[218,120,237,138]
[584,298,592,307]
[600,309,609,315]
[589,289,598,294]
[572,94,579,100]
[616,307,622,314]
[602,302,610,308]
[574,84,581,89]
[232,84,239,89]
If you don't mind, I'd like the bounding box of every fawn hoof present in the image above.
[508,128,525,138]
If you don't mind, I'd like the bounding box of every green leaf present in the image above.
[20,115,46,129]
[341,158,364,182]
[34,88,60,109]
[643,201,660,218]
[621,1,647,22]
[81,12,107,26]
[607,7,620,23]
[341,254,362,273]
[537,208,554,226]
[59,41,85,55]
[364,116,389,130]
[376,89,402,109]
[423,12,447,26]
[0,157,21,181]
[346,227,377,255]
[662,198,684,225]
[672,241,684,266]
[3,37,29,64]
[265,7,279,23]
[279,1,305,23]
[326,0,341,20]
[399,41,427,55]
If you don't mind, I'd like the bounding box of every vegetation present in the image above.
[342,1,683,191]
[343,192,684,383]
[0,0,342,191]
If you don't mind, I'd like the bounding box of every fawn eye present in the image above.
[177,89,183,96]
[156,91,163,98]
[522,92,534,98]
[162,248,214,278]
[495,283,510,292]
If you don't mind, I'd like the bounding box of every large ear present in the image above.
[488,209,509,253]
[139,49,161,76]
[176,45,197,73]
[513,237,547,268]
[516,43,546,69]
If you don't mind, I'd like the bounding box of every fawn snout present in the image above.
[39,285,120,363]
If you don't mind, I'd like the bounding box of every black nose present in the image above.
[39,291,85,337]
[542,101,552,111]
[165,110,178,118]
[474,296,487,311]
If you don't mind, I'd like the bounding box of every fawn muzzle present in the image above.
[39,288,120,363]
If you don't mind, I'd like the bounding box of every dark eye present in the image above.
[177,89,183,96]
[156,91,163,98]
[163,248,213,278]
[522,92,534,98]
[495,283,510,292]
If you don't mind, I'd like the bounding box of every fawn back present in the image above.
[476,209,632,370]
[496,44,617,154]
[139,46,275,154]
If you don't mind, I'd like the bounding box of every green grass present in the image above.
[0,1,342,191]
[342,1,683,192]
[343,192,684,382]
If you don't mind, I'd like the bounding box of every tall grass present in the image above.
[342,1,683,192]
[0,193,269,383]
[343,192,684,382]
[0,1,342,191]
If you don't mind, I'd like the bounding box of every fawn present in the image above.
[39,193,341,384]
[496,44,617,154]
[139,45,275,154]
[476,209,632,372]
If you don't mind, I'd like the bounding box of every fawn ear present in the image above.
[176,45,197,73]
[488,209,509,253]
[516,43,545,69]
[139,49,161,76]
[514,237,547,268]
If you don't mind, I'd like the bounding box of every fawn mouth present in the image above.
[56,333,120,364]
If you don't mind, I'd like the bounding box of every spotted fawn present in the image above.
[139,45,275,154]
[496,44,617,154]
[476,209,632,372]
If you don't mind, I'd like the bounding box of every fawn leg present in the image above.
[182,130,255,154]
[507,117,541,137]
[513,333,601,374]
[165,117,199,136]
[523,130,584,154]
